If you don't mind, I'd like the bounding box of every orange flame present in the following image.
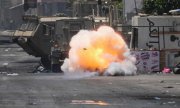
[69,26,127,74]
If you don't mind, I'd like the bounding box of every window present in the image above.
[19,22,37,31]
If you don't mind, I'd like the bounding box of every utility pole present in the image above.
[97,0,102,17]
[134,0,138,15]
[0,0,2,26]
[122,0,126,23]
[109,0,113,26]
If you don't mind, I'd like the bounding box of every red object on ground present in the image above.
[162,67,171,73]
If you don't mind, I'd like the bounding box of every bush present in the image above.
[143,0,180,15]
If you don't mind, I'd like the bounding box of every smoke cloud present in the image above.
[61,26,137,76]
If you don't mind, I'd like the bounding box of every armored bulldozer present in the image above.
[0,15,94,72]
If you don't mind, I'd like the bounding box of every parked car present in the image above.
[173,63,180,74]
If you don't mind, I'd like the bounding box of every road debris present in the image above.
[163,86,174,88]
[2,62,8,66]
[32,65,47,73]
[2,62,9,72]
[27,102,37,105]
[70,100,110,106]
[160,80,165,83]
[4,48,11,52]
[162,67,171,73]
[36,66,45,72]
[7,73,19,76]
[1,54,16,57]
[167,101,176,104]
[0,72,7,74]
[175,83,180,85]
[154,97,161,100]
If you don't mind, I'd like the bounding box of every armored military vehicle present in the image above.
[1,15,94,72]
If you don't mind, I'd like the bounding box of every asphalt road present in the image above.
[0,42,180,108]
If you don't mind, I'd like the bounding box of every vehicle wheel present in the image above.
[40,57,51,70]
[173,68,180,74]
[51,63,62,73]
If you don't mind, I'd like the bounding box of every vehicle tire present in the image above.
[40,57,51,70]
[173,68,180,74]
[51,63,62,73]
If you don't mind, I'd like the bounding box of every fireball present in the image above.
[61,26,136,75]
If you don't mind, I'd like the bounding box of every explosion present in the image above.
[61,26,137,76]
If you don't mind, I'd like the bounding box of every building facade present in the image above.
[0,0,12,29]
[0,0,105,29]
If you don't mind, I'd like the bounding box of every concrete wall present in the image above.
[132,16,180,50]
[37,1,72,16]
[0,0,11,29]
[9,5,24,29]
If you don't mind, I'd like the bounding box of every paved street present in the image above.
[0,42,180,108]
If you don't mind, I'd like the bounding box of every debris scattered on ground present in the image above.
[162,67,171,73]
[162,102,166,105]
[31,65,48,73]
[7,73,19,76]
[27,102,37,105]
[0,72,7,74]
[175,83,180,85]
[70,100,110,106]
[2,62,8,66]
[154,97,161,100]
[4,48,11,52]
[2,63,9,73]
[17,48,23,51]
[1,54,16,57]
[163,86,174,88]
[160,80,165,83]
[5,49,9,51]
[36,66,45,72]
[167,101,176,104]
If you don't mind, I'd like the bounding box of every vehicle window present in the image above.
[69,22,82,30]
[19,23,28,31]
[19,22,37,31]
[27,23,37,31]
[43,25,50,35]
[176,63,180,67]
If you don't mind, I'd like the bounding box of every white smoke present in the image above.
[104,51,137,76]
[61,26,137,76]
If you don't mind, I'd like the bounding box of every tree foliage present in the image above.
[143,0,180,15]
[114,0,123,9]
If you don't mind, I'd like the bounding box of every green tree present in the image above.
[113,0,123,9]
[143,0,180,15]
[143,0,156,14]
